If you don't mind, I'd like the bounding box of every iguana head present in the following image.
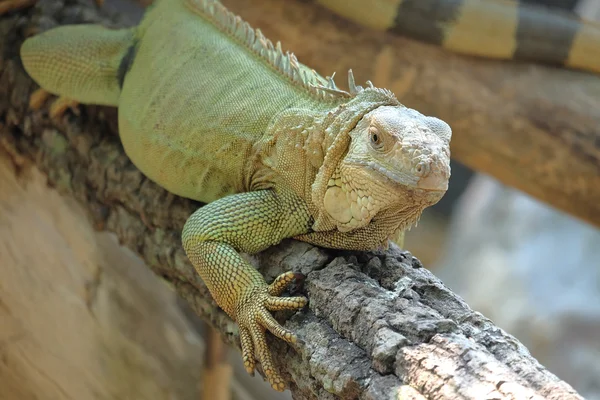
[323,105,451,232]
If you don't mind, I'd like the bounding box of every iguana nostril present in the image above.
[415,161,430,177]
[416,156,450,190]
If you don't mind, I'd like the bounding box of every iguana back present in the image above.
[120,0,343,202]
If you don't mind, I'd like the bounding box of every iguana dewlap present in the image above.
[20,0,451,391]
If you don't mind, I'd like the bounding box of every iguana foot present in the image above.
[49,96,80,119]
[29,89,80,119]
[0,0,36,16]
[237,271,307,392]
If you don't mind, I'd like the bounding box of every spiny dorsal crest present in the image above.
[184,0,388,100]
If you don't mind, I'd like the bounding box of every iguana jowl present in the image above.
[19,0,451,391]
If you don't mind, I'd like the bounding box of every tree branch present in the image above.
[0,1,584,398]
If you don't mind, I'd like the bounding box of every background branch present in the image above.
[0,0,586,398]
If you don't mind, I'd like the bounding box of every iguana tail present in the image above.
[317,0,600,75]
[20,25,135,106]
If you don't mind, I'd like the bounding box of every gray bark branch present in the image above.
[0,1,584,399]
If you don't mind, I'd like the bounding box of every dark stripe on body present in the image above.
[513,2,580,65]
[117,42,138,89]
[390,0,463,46]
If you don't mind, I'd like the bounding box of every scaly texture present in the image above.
[19,0,451,391]
[20,25,134,105]
[181,189,312,391]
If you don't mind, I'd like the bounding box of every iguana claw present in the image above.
[237,271,307,391]
[48,96,80,119]
[28,88,80,119]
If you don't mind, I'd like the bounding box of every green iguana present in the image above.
[317,0,600,75]
[19,0,451,391]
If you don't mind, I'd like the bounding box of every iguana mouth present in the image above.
[349,161,448,192]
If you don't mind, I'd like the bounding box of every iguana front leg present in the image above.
[181,188,311,391]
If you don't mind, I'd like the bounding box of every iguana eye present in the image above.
[369,128,383,149]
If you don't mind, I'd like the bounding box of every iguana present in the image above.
[19,0,452,391]
[317,0,600,75]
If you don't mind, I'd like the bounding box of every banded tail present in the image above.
[20,25,135,106]
[317,0,600,75]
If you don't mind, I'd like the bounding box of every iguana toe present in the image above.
[246,321,286,391]
[49,96,80,119]
[268,271,306,297]
[259,309,299,343]
[267,271,297,296]
[239,326,256,375]
[28,88,51,110]
[266,295,307,312]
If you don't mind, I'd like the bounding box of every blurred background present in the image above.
[406,4,600,400]
[1,0,599,399]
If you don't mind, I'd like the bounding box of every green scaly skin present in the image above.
[20,0,452,391]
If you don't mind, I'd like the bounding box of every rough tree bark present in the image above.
[0,1,585,399]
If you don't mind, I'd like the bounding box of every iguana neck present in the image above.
[250,88,401,231]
